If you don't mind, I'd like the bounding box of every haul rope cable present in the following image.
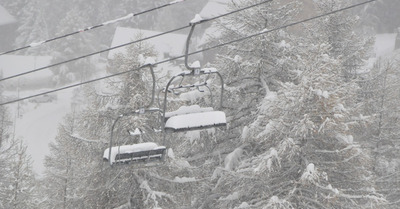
[0,0,189,56]
[0,0,273,82]
[0,0,375,106]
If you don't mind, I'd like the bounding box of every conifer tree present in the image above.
[43,113,81,209]
[14,0,50,55]
[50,7,97,86]
[193,0,385,208]
[360,58,400,208]
[308,0,373,81]
[6,138,36,209]
[0,75,36,209]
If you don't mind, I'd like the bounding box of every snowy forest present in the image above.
[1,0,400,208]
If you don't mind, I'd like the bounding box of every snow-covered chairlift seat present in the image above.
[161,19,227,133]
[103,142,166,165]
[164,105,226,133]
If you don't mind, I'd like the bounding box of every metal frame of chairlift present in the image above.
[105,64,166,166]
[161,20,226,133]
[105,17,228,166]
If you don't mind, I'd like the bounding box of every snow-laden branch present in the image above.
[312,179,387,205]
[337,193,386,202]
[264,196,294,209]
[321,148,363,164]
[253,148,281,173]
[297,195,328,209]
[113,201,131,209]
[224,147,243,171]
[149,173,204,184]
[70,134,103,143]
[314,144,360,153]
[140,180,175,207]
[299,163,328,186]
[186,147,233,162]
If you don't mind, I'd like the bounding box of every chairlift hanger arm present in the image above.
[108,115,123,166]
[214,71,224,108]
[185,23,198,71]
[162,73,184,130]
[203,85,214,105]
[160,15,227,132]
[108,63,161,166]
[148,64,156,108]
[182,19,225,108]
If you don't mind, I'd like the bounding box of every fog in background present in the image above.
[1,0,400,208]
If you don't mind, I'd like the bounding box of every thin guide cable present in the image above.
[0,0,375,106]
[0,0,190,56]
[0,0,273,82]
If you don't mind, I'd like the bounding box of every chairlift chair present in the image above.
[103,142,166,165]
[104,62,167,166]
[161,16,227,133]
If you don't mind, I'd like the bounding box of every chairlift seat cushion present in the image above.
[165,105,214,120]
[165,111,226,132]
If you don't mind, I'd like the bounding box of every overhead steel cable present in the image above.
[0,0,189,56]
[0,0,375,106]
[0,25,190,82]
[0,0,273,83]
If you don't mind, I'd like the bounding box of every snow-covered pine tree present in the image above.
[0,74,16,208]
[14,0,50,55]
[308,0,373,81]
[0,74,36,209]
[42,112,86,209]
[187,0,304,207]
[192,0,385,208]
[209,41,385,209]
[360,58,400,208]
[0,72,10,149]
[5,138,36,209]
[50,7,98,86]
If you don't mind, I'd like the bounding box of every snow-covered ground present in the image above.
[8,88,73,177]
